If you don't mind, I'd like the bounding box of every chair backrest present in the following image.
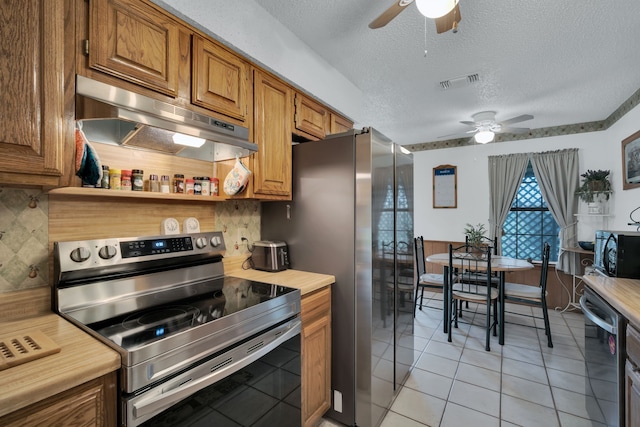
[539,242,551,291]
[414,236,426,276]
[465,234,498,255]
[449,243,493,292]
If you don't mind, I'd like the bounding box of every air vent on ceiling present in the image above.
[439,73,480,90]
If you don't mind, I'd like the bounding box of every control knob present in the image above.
[195,237,208,249]
[210,236,222,247]
[98,245,117,259]
[69,247,91,263]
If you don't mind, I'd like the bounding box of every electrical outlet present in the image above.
[237,227,249,243]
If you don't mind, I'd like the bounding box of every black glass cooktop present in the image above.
[89,277,296,349]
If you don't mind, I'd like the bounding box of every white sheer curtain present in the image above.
[488,153,529,254]
[530,149,580,274]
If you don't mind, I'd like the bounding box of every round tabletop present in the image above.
[425,253,534,272]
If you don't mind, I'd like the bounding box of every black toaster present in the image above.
[251,241,290,272]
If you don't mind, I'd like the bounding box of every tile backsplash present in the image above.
[0,186,262,294]
[0,187,49,292]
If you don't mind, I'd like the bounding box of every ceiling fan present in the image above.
[369,0,462,33]
[439,111,535,143]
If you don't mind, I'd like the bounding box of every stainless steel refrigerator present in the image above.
[261,128,414,427]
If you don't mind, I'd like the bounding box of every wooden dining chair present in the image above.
[448,243,498,351]
[502,242,553,347]
[413,236,448,316]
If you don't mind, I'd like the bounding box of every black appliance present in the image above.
[580,287,626,426]
[594,230,640,278]
[53,231,301,426]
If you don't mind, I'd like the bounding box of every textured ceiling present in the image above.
[252,0,640,146]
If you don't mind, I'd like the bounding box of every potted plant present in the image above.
[464,223,487,246]
[575,169,612,203]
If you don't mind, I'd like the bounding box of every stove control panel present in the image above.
[55,231,226,274]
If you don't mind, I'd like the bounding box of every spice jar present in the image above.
[160,175,171,193]
[109,169,121,190]
[173,174,184,194]
[132,169,144,191]
[193,177,202,195]
[211,177,219,196]
[100,165,110,189]
[149,174,160,192]
[121,170,132,190]
[200,177,211,196]
[185,178,195,195]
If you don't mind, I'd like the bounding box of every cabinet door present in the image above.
[627,360,640,427]
[330,113,353,134]
[253,69,292,197]
[0,372,117,427]
[301,287,332,427]
[0,0,65,186]
[294,93,328,140]
[192,34,251,124]
[89,0,180,97]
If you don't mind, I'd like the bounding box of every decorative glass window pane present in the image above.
[502,162,560,261]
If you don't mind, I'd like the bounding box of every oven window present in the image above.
[140,334,301,427]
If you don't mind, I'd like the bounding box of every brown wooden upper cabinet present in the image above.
[0,0,67,187]
[192,34,251,124]
[88,0,181,97]
[294,93,328,140]
[253,69,293,198]
[329,112,353,135]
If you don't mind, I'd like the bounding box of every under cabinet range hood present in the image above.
[75,75,257,162]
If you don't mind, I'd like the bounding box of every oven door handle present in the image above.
[579,296,617,334]
[131,320,301,421]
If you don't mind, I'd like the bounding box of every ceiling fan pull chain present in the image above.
[424,16,428,57]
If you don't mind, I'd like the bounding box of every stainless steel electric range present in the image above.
[53,231,302,427]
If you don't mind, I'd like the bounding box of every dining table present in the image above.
[425,253,534,345]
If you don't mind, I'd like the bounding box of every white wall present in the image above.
[414,103,640,243]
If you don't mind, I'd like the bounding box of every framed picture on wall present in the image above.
[433,164,457,208]
[622,130,640,190]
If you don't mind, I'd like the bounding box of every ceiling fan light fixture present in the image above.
[415,0,458,19]
[475,130,494,144]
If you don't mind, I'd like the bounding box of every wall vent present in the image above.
[439,73,480,90]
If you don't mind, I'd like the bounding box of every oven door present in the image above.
[125,318,301,427]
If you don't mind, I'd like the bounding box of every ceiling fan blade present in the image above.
[435,3,461,34]
[369,0,414,29]
[498,126,531,135]
[438,130,477,139]
[499,114,534,126]
[459,120,477,126]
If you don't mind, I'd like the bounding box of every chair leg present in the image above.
[448,298,456,343]
[485,299,491,352]
[541,300,553,348]
[413,285,420,317]
[492,300,498,337]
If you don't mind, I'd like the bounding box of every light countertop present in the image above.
[583,274,640,328]
[0,313,121,417]
[226,267,335,295]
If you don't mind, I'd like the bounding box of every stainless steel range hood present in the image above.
[75,75,257,162]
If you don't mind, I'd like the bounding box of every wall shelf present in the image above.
[48,187,231,202]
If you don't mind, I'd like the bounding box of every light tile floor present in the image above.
[320,291,606,427]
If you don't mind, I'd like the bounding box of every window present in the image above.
[378,182,413,252]
[502,162,560,261]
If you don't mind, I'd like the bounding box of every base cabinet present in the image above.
[0,371,117,427]
[301,286,332,427]
[626,325,640,426]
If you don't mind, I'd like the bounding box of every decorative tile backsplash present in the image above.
[0,186,262,293]
[0,187,49,292]
[215,200,261,257]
